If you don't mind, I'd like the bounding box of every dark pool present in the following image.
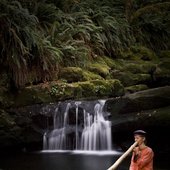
[0,150,169,170]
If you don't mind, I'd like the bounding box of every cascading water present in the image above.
[75,101,81,150]
[43,100,112,151]
[48,103,71,150]
[81,100,112,150]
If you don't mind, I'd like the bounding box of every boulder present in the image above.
[105,86,170,114]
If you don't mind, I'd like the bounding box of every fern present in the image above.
[0,0,63,87]
[131,2,170,51]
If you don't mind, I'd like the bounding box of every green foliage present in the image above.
[45,0,134,62]
[130,46,158,61]
[0,0,169,88]
[47,11,95,67]
[32,2,59,33]
[50,84,66,96]
[72,1,134,57]
[59,67,84,82]
[131,2,170,51]
[82,70,103,81]
[88,62,110,78]
[125,84,149,93]
[0,0,63,87]
[119,46,158,62]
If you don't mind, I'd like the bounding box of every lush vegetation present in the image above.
[0,0,169,87]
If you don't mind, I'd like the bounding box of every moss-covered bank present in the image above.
[10,79,124,107]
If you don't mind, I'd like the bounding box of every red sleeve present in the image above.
[138,148,154,168]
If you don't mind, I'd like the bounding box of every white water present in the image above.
[47,103,71,150]
[75,101,81,150]
[81,101,112,150]
[43,100,112,151]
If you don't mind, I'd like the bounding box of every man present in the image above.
[129,130,154,170]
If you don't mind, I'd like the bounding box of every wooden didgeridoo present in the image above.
[107,141,138,170]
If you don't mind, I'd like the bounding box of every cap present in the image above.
[133,130,147,136]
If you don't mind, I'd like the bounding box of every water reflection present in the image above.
[41,152,123,170]
[0,151,169,170]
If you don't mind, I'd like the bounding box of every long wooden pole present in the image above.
[107,141,138,170]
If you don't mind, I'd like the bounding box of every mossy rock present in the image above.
[118,49,139,60]
[12,79,124,106]
[59,67,84,83]
[64,84,83,99]
[90,80,112,97]
[49,79,124,100]
[125,84,149,94]
[109,79,125,97]
[111,71,151,86]
[123,61,156,74]
[48,82,83,100]
[82,70,103,81]
[88,62,110,78]
[130,46,157,61]
[110,59,156,77]
[119,46,158,61]
[92,56,119,69]
[97,56,122,70]
[77,82,96,97]
[123,63,144,74]
[14,82,81,106]
[90,79,124,97]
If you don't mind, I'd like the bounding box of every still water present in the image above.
[0,150,169,170]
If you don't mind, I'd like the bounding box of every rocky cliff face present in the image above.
[0,86,170,153]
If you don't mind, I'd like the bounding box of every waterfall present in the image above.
[81,100,112,150]
[75,101,81,150]
[43,132,47,150]
[43,100,112,151]
[47,103,71,150]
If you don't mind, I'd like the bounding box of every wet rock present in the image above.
[105,86,170,114]
[111,106,170,153]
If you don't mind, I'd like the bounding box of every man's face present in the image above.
[134,134,145,145]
